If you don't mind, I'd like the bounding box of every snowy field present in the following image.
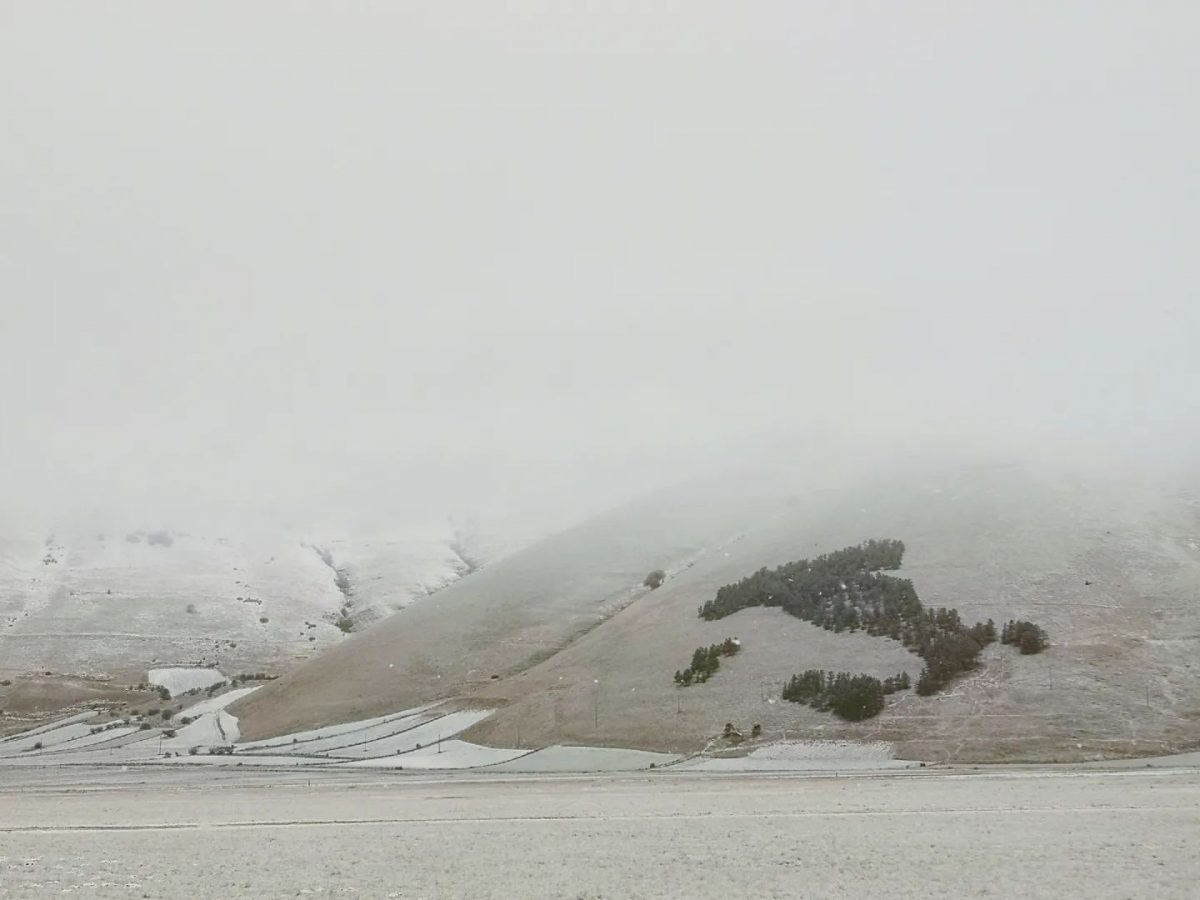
[0,767,1196,898]
[0,699,689,773]
[489,745,679,772]
[343,739,530,769]
[1,692,945,775]
[673,739,918,772]
[147,666,226,695]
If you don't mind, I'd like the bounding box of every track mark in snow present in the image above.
[2,804,1194,835]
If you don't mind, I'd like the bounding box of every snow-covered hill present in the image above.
[0,525,515,686]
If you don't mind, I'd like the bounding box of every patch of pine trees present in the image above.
[697,539,1046,697]
[674,637,740,686]
[781,669,911,721]
[1000,619,1048,654]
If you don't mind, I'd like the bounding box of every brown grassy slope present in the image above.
[0,675,158,736]
[462,464,1200,761]
[231,476,787,740]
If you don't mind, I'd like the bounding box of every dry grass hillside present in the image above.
[235,461,1200,762]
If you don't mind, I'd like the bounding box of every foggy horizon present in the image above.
[3,3,1198,537]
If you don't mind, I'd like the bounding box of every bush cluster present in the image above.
[1001,620,1048,654]
[674,637,740,685]
[782,669,908,721]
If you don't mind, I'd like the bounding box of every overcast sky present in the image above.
[2,2,1197,535]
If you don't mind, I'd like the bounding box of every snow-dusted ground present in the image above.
[341,739,530,769]
[673,740,917,772]
[0,722,98,755]
[0,735,163,766]
[297,710,496,759]
[148,667,225,696]
[143,753,335,767]
[5,769,1196,899]
[0,710,96,742]
[25,726,141,754]
[0,705,920,774]
[246,709,441,756]
[489,745,679,772]
[167,710,240,749]
[178,686,261,717]
[0,525,520,685]
[0,533,348,680]
[313,529,472,630]
[0,701,676,773]
[236,704,435,750]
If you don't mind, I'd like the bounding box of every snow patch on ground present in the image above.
[310,710,495,759]
[489,745,679,772]
[148,667,226,696]
[166,710,240,750]
[152,753,335,767]
[0,722,98,756]
[179,686,260,717]
[246,710,442,757]
[235,705,434,750]
[25,726,140,754]
[673,740,916,771]
[0,711,97,743]
[341,740,530,769]
[741,739,896,761]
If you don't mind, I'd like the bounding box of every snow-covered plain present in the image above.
[6,769,1196,899]
[340,739,530,769]
[0,702,682,772]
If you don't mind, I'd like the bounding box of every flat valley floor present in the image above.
[1,765,1197,898]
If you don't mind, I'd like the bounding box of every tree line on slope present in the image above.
[697,539,1046,697]
[674,637,740,686]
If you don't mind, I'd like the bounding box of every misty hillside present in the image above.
[234,462,1200,762]
[230,473,791,738]
[0,527,511,689]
